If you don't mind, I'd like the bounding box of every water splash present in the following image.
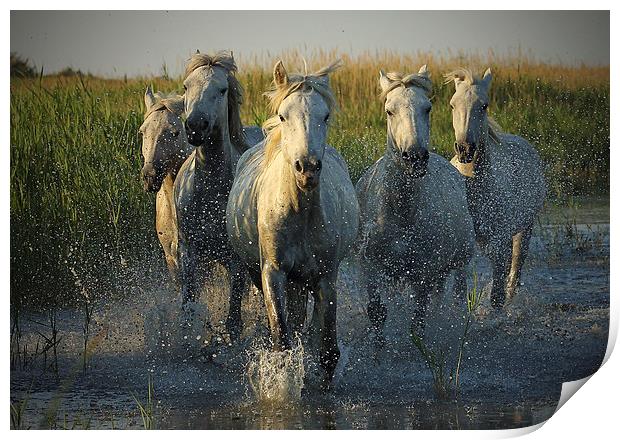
[247,339,305,404]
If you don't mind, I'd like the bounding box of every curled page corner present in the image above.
[556,375,591,413]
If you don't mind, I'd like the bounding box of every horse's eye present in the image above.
[171,130,179,138]
[386,109,394,117]
[324,113,330,123]
[183,85,187,91]
[450,104,455,110]
[279,114,285,122]
[481,103,488,111]
[220,88,227,96]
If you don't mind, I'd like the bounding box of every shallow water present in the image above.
[10,199,609,429]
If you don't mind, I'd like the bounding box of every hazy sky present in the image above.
[11,10,610,77]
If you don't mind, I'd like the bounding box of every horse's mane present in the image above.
[184,51,248,152]
[443,68,478,86]
[380,71,433,100]
[262,60,341,165]
[443,68,503,145]
[144,92,184,119]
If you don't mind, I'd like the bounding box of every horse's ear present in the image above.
[273,60,288,88]
[169,97,185,116]
[195,49,200,54]
[144,85,156,109]
[418,64,430,77]
[482,68,492,88]
[379,69,391,93]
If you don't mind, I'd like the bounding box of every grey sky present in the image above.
[11,10,609,78]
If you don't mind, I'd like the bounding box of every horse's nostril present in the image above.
[315,160,322,172]
[294,160,303,173]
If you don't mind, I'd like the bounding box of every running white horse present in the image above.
[139,87,191,283]
[174,51,263,341]
[445,68,546,307]
[226,60,359,387]
[356,66,475,343]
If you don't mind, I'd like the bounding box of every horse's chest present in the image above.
[366,210,429,267]
[265,220,332,281]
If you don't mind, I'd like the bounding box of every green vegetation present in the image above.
[10,51,609,307]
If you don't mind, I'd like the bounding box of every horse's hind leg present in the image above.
[225,257,246,342]
[506,225,533,300]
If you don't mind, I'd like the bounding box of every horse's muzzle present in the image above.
[295,172,320,192]
[184,118,210,146]
[141,166,163,192]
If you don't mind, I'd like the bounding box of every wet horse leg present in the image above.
[506,225,533,300]
[453,268,467,302]
[311,274,340,390]
[286,281,308,338]
[411,277,445,341]
[261,261,291,350]
[362,262,387,345]
[491,240,512,308]
[225,257,246,342]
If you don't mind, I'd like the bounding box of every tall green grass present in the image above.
[10,51,609,307]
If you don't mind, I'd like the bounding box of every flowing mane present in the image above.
[443,67,503,144]
[262,60,342,165]
[379,71,433,100]
[144,92,184,119]
[184,51,248,152]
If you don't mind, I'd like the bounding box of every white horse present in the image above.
[174,51,263,341]
[356,66,475,342]
[139,87,191,283]
[226,60,359,387]
[445,68,546,307]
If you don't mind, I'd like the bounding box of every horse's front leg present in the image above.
[361,261,387,346]
[261,260,291,350]
[178,236,198,307]
[311,274,340,390]
[491,239,512,308]
[411,277,445,341]
[506,225,533,300]
[453,268,467,302]
[225,257,246,342]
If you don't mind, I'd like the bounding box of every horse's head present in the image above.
[379,65,433,179]
[265,60,340,193]
[446,67,493,164]
[183,52,238,146]
[140,86,187,192]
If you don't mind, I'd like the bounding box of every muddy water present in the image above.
[10,199,609,429]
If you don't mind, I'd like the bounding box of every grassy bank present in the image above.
[10,51,609,307]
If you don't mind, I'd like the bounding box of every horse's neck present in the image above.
[196,121,236,178]
[470,131,499,184]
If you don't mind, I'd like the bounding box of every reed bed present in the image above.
[10,50,609,307]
